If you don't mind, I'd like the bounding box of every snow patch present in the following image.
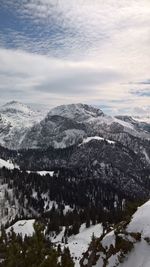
[0,158,19,170]
[127,200,150,238]
[118,239,150,267]
[37,171,54,176]
[53,223,103,267]
[102,230,116,249]
[81,136,115,145]
[7,219,35,238]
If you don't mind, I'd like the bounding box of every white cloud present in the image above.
[0,0,150,114]
[0,47,149,114]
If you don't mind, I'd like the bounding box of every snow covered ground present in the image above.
[5,218,103,267]
[0,101,45,149]
[127,200,150,238]
[119,239,150,267]
[0,158,19,169]
[81,136,115,145]
[93,200,150,267]
[101,230,116,248]
[26,170,54,176]
[118,200,150,267]
[53,223,103,267]
[6,219,35,238]
[37,171,54,176]
[4,200,150,267]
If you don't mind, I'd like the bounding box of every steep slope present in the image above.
[0,101,44,149]
[48,103,104,121]
[17,138,150,199]
[0,101,149,154]
[0,101,149,165]
[20,103,150,158]
[52,223,103,267]
[20,114,86,149]
[81,200,150,267]
[20,104,105,149]
[116,115,150,134]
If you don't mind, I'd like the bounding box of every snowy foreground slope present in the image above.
[4,200,150,267]
[7,220,103,267]
[52,223,103,267]
[82,200,150,267]
[127,200,150,237]
[120,201,150,267]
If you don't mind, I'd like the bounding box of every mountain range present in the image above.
[0,101,150,154]
[0,100,149,204]
[0,100,150,267]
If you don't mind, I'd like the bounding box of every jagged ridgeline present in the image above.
[0,102,150,154]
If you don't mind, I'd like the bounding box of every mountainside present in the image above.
[14,103,150,165]
[20,103,105,149]
[81,200,150,267]
[0,102,150,161]
[116,115,150,134]
[0,101,44,149]
[0,102,150,212]
[0,101,149,203]
[0,101,150,267]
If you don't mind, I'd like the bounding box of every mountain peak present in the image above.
[48,103,104,122]
[0,100,33,114]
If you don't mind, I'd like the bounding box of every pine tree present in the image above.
[61,247,74,267]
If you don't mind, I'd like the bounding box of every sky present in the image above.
[0,0,150,115]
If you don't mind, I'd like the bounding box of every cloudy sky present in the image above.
[0,0,150,115]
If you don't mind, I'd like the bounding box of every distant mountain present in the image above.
[48,103,104,121]
[116,115,150,134]
[0,101,45,149]
[1,100,34,114]
[133,115,150,124]
[0,101,150,163]
[18,103,150,165]
[20,103,104,149]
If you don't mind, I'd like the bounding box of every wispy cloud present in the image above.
[0,48,123,103]
[130,88,150,97]
[0,0,150,114]
[129,79,150,85]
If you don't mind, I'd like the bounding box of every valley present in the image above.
[0,101,149,267]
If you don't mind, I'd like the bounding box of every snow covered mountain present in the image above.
[48,103,104,121]
[0,101,149,267]
[133,115,150,124]
[19,103,149,146]
[0,101,44,149]
[0,101,150,164]
[17,103,150,166]
[20,103,105,149]
[116,115,150,134]
[3,191,150,267]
